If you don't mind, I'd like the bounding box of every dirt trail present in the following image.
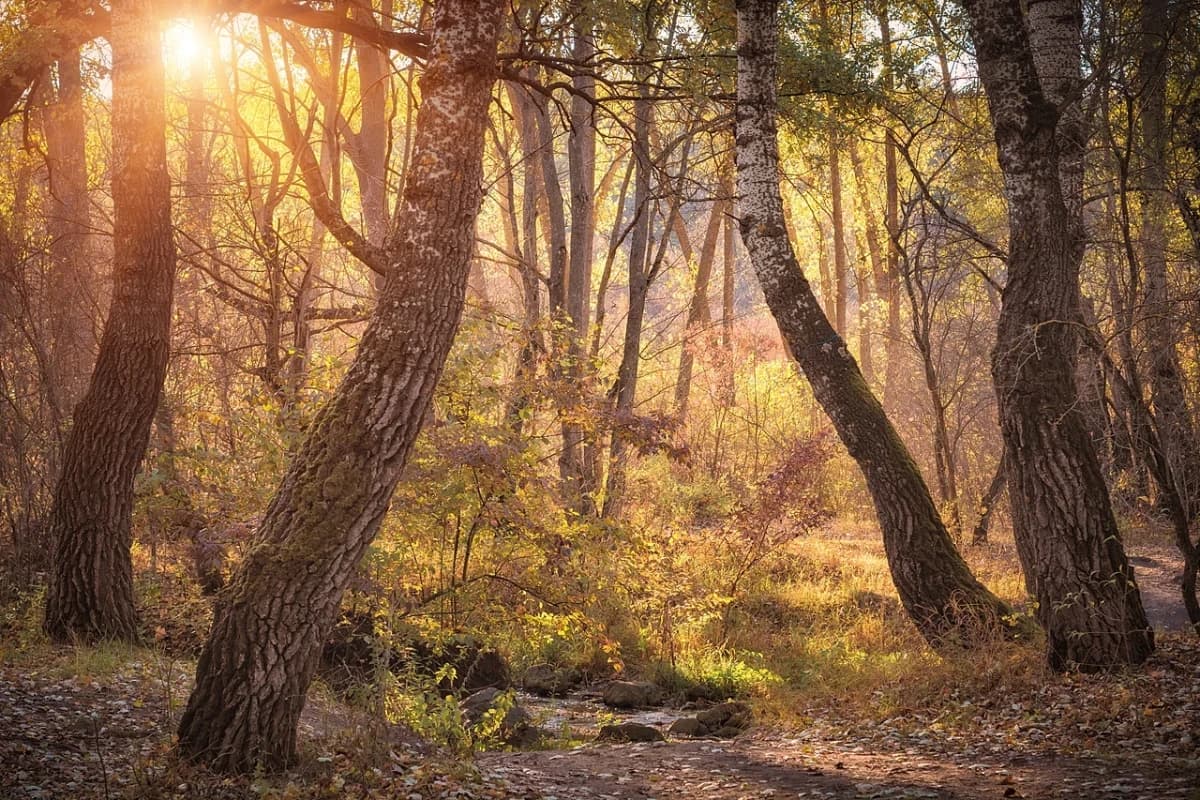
[1128,540,1193,632]
[480,731,1200,800]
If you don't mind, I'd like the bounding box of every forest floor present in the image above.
[1,534,1198,800]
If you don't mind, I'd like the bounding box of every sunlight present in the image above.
[162,19,205,74]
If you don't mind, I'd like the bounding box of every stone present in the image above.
[597,722,666,743]
[602,680,664,709]
[668,717,710,737]
[710,724,746,739]
[522,663,582,697]
[460,687,536,746]
[695,701,751,730]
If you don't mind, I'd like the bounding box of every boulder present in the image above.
[597,722,665,743]
[670,702,752,739]
[695,701,751,730]
[710,725,746,739]
[602,680,664,709]
[460,687,538,746]
[522,663,582,697]
[667,717,709,737]
[422,635,511,692]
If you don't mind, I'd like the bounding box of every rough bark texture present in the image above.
[961,0,1154,669]
[735,0,1010,646]
[177,0,502,772]
[43,0,175,644]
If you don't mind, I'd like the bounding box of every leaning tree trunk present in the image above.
[43,0,175,644]
[735,0,1010,647]
[961,0,1153,670]
[177,0,502,772]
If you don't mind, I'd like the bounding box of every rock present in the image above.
[668,717,710,737]
[597,722,666,743]
[602,680,664,709]
[320,613,394,691]
[460,688,536,745]
[522,663,582,697]
[710,724,746,739]
[695,701,751,730]
[424,635,511,692]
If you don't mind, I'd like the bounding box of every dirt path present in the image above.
[2,634,1198,799]
[480,732,1200,800]
[1128,541,1192,632]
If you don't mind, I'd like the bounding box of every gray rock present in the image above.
[522,663,582,697]
[602,680,664,709]
[597,722,666,743]
[695,701,751,730]
[710,724,746,739]
[460,687,531,734]
[667,717,710,737]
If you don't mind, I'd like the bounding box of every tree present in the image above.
[960,0,1154,669]
[177,0,503,772]
[43,0,175,643]
[735,0,1010,646]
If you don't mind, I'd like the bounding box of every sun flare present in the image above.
[162,19,205,74]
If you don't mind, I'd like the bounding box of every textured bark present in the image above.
[177,0,502,772]
[43,0,175,643]
[736,0,1010,646]
[962,0,1153,669]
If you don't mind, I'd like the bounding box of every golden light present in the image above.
[162,19,206,74]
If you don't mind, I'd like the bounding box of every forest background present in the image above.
[1,0,1199,794]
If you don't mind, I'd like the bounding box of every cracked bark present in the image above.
[735,0,1010,647]
[961,0,1153,669]
[176,0,502,772]
[43,0,175,644]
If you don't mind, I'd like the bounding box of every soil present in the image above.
[480,733,1200,800]
[1,540,1197,799]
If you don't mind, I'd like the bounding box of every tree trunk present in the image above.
[735,0,1010,646]
[602,81,654,521]
[563,8,598,512]
[878,1,904,408]
[971,450,1007,546]
[43,48,95,419]
[675,184,729,421]
[1139,0,1200,513]
[177,0,502,772]
[828,133,848,335]
[962,0,1153,669]
[43,0,175,643]
[849,141,884,387]
[901,217,962,539]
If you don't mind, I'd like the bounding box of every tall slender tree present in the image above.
[43,0,175,643]
[735,0,1010,646]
